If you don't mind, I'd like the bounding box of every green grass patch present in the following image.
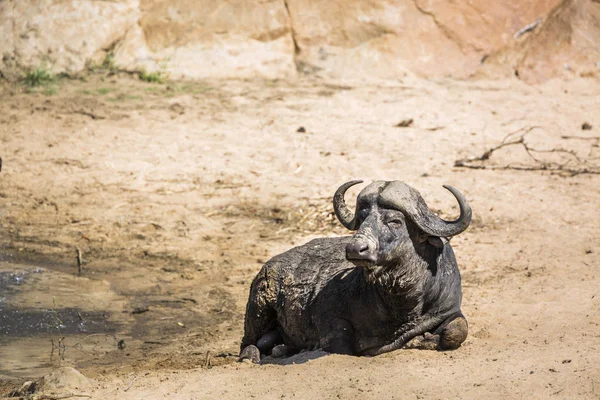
[144,86,161,93]
[108,93,142,102]
[22,67,55,87]
[42,86,57,96]
[101,53,118,72]
[173,84,212,94]
[138,70,168,84]
[95,87,114,95]
[76,88,116,96]
[88,52,119,73]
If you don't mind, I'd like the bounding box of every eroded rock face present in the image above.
[0,0,139,80]
[286,0,562,79]
[113,0,296,79]
[482,0,600,83]
[286,0,460,79]
[0,0,597,82]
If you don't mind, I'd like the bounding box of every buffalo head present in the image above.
[334,180,472,272]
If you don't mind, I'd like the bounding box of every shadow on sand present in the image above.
[260,350,330,365]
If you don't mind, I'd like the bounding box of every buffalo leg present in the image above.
[405,332,440,350]
[361,317,442,356]
[438,315,468,350]
[257,330,283,353]
[239,345,261,363]
[319,318,356,355]
[239,293,277,362]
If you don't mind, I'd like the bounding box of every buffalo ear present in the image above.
[427,236,443,248]
[417,233,443,248]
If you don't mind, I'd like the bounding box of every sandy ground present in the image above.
[0,73,599,399]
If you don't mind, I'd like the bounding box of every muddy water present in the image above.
[0,262,133,378]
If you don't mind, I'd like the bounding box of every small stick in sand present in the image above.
[76,248,83,275]
[123,375,138,392]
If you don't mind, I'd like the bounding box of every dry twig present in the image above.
[561,135,600,142]
[74,110,105,120]
[204,350,212,368]
[123,375,138,392]
[76,248,83,275]
[35,393,91,400]
[454,126,600,176]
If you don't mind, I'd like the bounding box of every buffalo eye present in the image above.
[386,219,403,228]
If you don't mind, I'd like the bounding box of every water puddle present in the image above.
[0,262,133,378]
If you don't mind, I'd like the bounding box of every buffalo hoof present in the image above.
[238,345,261,363]
[271,344,288,358]
[405,332,440,350]
[438,316,468,350]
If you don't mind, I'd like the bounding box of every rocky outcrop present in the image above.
[0,0,598,82]
[481,0,600,83]
[113,0,296,79]
[285,0,561,79]
[0,0,139,80]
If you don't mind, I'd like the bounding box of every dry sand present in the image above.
[0,73,598,399]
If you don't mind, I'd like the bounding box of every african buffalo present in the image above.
[240,180,471,362]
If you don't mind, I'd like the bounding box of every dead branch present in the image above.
[455,126,600,176]
[74,110,105,120]
[123,375,138,392]
[70,333,119,349]
[561,135,600,142]
[35,393,91,400]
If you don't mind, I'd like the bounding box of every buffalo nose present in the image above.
[346,240,370,260]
